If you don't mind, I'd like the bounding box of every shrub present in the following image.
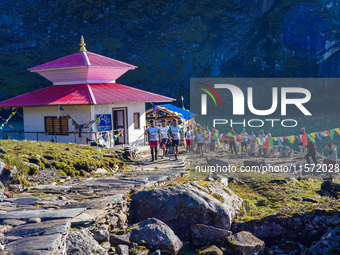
[28,166,38,175]
[80,170,87,176]
[29,158,45,169]
[1,154,29,186]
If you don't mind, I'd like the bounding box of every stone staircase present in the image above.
[0,150,187,254]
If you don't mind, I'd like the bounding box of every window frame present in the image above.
[133,112,141,130]
[44,116,69,135]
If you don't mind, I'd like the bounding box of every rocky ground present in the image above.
[0,144,339,254]
[0,146,188,254]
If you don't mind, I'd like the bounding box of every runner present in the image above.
[210,126,216,151]
[240,128,248,155]
[193,124,198,152]
[248,130,256,156]
[258,130,266,156]
[168,119,181,160]
[203,125,210,152]
[299,127,307,158]
[185,126,192,153]
[305,138,318,165]
[228,127,238,155]
[147,120,160,162]
[159,119,169,158]
[196,126,204,157]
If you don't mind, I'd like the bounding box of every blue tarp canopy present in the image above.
[156,104,197,119]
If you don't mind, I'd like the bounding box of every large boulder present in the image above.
[227,231,265,255]
[191,224,232,246]
[321,180,340,198]
[66,228,107,255]
[126,218,183,255]
[130,181,245,240]
[308,226,340,255]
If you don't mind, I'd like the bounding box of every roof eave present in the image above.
[0,103,94,108]
[28,66,137,72]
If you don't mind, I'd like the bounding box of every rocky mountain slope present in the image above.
[0,0,339,104]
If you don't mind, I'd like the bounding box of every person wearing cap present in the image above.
[299,127,307,157]
[147,120,160,161]
[324,142,337,169]
[168,119,181,160]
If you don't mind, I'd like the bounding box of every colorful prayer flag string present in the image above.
[0,109,17,130]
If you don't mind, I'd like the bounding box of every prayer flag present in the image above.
[307,134,315,144]
[334,128,340,136]
[316,132,322,140]
[301,134,307,146]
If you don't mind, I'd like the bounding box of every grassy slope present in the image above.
[228,178,340,222]
[0,140,125,185]
[184,170,340,222]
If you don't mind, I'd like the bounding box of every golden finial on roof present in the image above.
[79,35,87,52]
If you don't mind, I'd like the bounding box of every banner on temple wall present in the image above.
[96,114,112,132]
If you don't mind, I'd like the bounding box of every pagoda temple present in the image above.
[0,36,174,146]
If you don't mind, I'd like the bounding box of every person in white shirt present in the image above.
[324,142,337,170]
[147,120,160,161]
[168,119,181,160]
[159,119,169,158]
[196,126,204,157]
[240,128,248,155]
[185,126,192,153]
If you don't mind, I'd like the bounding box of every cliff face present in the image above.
[0,0,339,103]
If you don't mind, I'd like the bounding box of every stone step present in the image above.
[0,208,86,221]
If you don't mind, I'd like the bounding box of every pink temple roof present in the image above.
[0,83,175,107]
[28,51,137,70]
[0,38,174,107]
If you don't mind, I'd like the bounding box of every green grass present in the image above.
[0,140,125,186]
[228,178,339,222]
[169,171,339,222]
